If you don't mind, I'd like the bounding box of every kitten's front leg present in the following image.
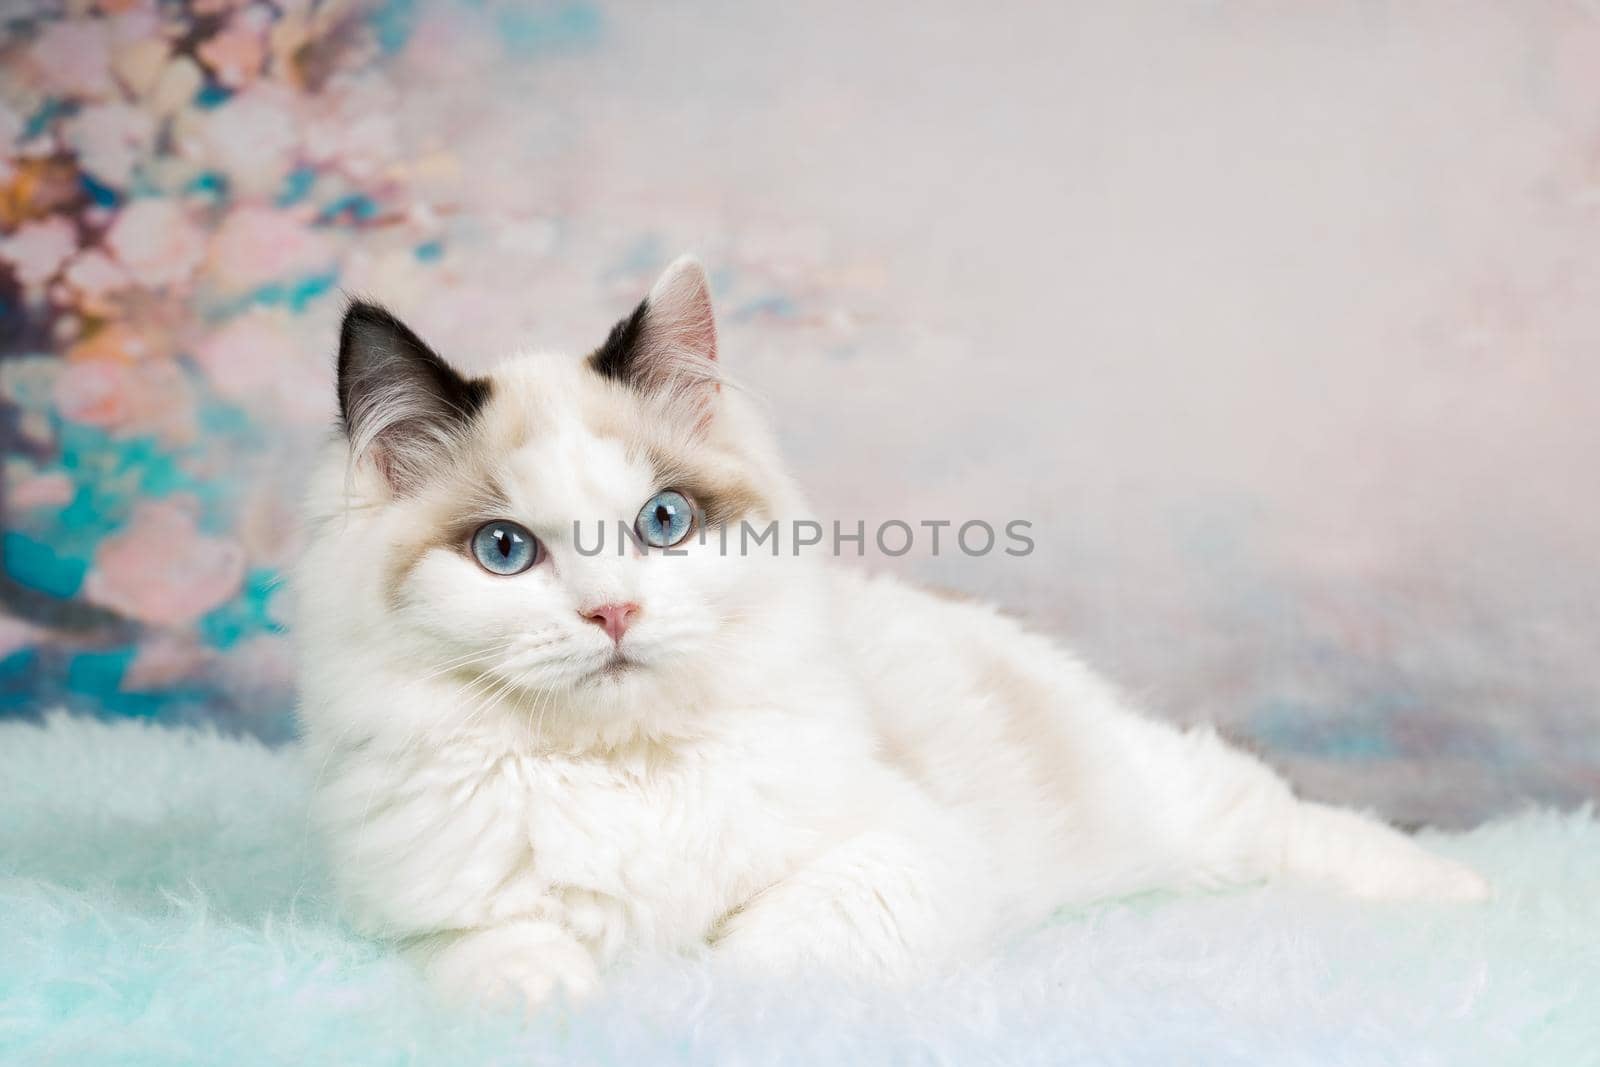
[415,918,600,1010]
[712,826,982,982]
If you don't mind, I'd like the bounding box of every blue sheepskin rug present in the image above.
[3,713,1597,1065]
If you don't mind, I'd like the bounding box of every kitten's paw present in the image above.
[426,921,599,1012]
[712,885,920,982]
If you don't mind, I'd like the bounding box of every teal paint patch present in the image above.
[372,0,417,53]
[0,648,40,712]
[497,2,603,56]
[3,532,89,598]
[198,569,284,650]
[133,443,198,497]
[23,97,72,140]
[52,485,120,561]
[318,194,380,225]
[79,172,119,206]
[287,271,339,312]
[1247,699,1400,761]
[64,646,198,719]
[277,166,317,206]
[47,410,253,545]
[58,421,201,504]
[194,81,233,109]
[414,239,444,262]
[196,398,256,439]
[65,647,133,700]
[245,282,287,308]
[186,171,229,199]
[215,270,340,317]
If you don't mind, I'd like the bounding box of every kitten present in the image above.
[294,257,1487,1007]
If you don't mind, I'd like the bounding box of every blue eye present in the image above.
[635,490,695,548]
[470,521,539,575]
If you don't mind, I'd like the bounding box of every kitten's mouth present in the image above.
[591,652,639,680]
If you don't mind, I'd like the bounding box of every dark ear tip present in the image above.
[337,300,409,426]
[340,299,399,339]
[333,300,488,461]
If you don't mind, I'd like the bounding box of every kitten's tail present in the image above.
[1281,799,1490,901]
[1092,718,1489,903]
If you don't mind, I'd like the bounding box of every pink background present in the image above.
[2,0,1598,825]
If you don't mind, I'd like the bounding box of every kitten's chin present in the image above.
[502,654,667,712]
[486,648,721,741]
[577,654,643,687]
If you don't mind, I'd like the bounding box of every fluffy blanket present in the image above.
[2,713,1596,1065]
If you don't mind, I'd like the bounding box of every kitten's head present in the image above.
[299,257,809,747]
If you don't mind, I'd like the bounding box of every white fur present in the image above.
[294,258,1487,1010]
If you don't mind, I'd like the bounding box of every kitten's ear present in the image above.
[337,301,490,492]
[589,255,719,409]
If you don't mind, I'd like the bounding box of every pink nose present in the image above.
[581,602,639,644]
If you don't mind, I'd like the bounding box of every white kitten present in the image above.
[294,257,1487,1008]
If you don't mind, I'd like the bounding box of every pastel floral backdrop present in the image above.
[3,0,1597,826]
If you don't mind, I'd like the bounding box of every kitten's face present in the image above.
[320,258,799,738]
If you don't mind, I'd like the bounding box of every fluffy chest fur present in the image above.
[308,684,877,958]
